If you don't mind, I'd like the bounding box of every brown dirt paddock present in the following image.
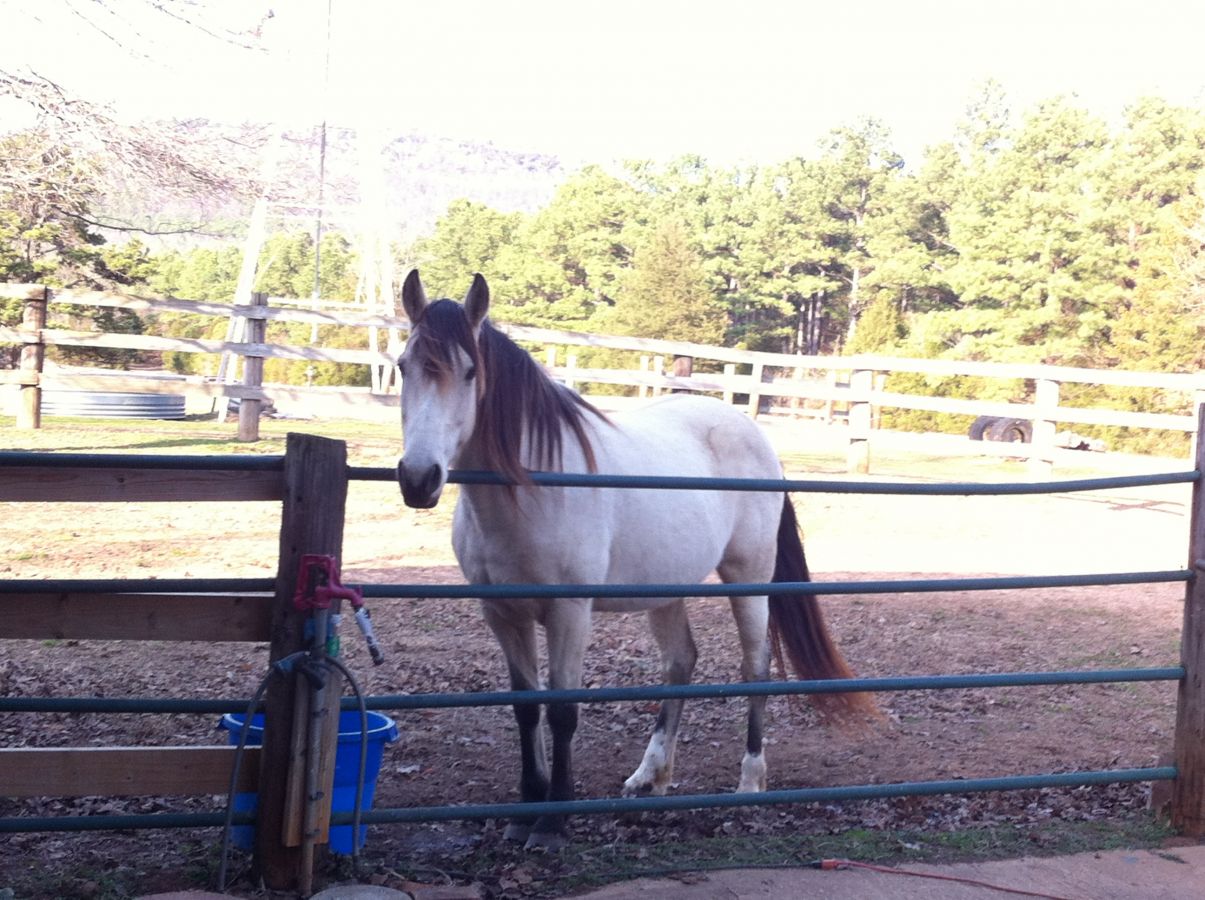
[0,417,1195,897]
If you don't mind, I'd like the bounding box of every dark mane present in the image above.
[410,299,607,486]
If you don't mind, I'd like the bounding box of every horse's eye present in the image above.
[465,365,477,382]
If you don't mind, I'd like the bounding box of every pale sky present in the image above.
[5,0,1205,167]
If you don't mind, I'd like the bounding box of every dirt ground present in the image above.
[0,419,1195,898]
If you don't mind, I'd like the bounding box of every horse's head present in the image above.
[396,269,490,508]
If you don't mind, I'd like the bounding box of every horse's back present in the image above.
[586,395,784,594]
[609,394,782,481]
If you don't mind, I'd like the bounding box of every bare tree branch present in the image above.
[64,0,156,61]
[52,205,232,238]
[149,0,272,51]
[0,68,260,205]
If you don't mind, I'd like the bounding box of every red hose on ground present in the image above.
[815,858,1080,900]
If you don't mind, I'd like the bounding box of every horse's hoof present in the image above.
[524,830,568,853]
[622,777,669,798]
[503,822,531,843]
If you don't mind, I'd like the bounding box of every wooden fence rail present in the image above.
[3,285,1204,466]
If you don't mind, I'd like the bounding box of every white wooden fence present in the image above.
[2,284,1202,471]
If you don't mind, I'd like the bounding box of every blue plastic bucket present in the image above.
[219,710,399,853]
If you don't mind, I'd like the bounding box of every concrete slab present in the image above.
[575,845,1205,899]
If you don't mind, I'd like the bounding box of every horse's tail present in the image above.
[769,496,880,724]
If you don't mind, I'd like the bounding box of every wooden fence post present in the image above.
[651,355,665,397]
[1030,378,1059,476]
[722,363,736,405]
[747,363,764,418]
[1173,404,1205,836]
[238,293,267,442]
[847,369,873,475]
[256,433,348,890]
[565,353,578,393]
[791,364,805,414]
[17,288,47,430]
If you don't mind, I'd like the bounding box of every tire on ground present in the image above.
[968,415,999,441]
[986,417,1033,443]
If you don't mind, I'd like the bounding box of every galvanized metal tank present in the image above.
[42,390,187,420]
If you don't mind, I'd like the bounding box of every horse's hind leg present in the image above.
[726,593,771,793]
[623,600,697,796]
[481,603,547,844]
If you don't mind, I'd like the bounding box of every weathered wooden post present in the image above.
[1173,405,1205,836]
[651,355,665,397]
[238,293,267,442]
[671,355,693,394]
[256,433,348,890]
[825,370,838,424]
[722,363,736,405]
[747,362,765,418]
[565,353,579,393]
[17,287,47,430]
[847,368,873,475]
[1029,378,1059,476]
[791,364,805,414]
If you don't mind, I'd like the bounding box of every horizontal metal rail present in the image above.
[1,452,1192,498]
[0,570,1184,600]
[0,667,1183,715]
[351,466,1200,495]
[349,767,1179,825]
[362,569,1190,600]
[0,767,1175,833]
[0,451,284,471]
[356,667,1186,711]
[1,452,1193,492]
[0,811,251,834]
[0,578,275,594]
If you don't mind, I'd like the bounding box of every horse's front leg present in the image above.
[527,599,592,852]
[481,603,548,844]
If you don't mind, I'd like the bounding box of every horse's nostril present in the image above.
[421,463,443,495]
[397,460,444,508]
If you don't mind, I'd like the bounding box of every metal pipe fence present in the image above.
[0,453,1196,837]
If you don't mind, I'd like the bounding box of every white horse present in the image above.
[396,270,874,850]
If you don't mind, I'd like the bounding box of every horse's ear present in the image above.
[464,273,490,332]
[401,269,427,323]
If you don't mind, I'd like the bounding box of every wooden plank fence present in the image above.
[0,435,347,892]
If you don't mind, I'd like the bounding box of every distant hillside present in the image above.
[97,120,568,249]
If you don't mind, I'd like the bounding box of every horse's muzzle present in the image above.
[397,459,444,509]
